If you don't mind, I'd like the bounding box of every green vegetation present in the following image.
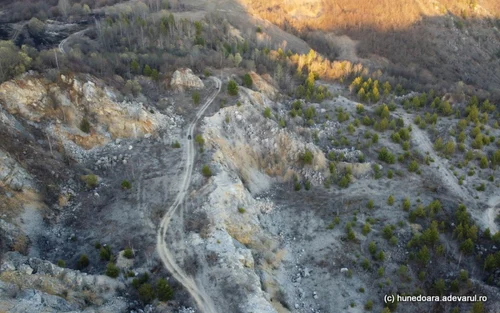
[378,148,395,164]
[238,207,246,214]
[192,91,201,105]
[157,278,174,302]
[100,245,112,261]
[80,118,91,133]
[387,195,395,206]
[77,254,89,269]
[202,165,212,177]
[300,149,314,165]
[123,248,134,259]
[138,283,155,304]
[263,107,272,118]
[57,259,66,268]
[242,73,253,88]
[106,262,120,278]
[121,180,132,190]
[172,141,181,148]
[81,174,98,188]
[227,80,239,96]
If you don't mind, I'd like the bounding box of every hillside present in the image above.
[238,0,500,100]
[0,1,500,313]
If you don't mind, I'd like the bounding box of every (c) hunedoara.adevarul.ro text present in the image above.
[384,294,488,304]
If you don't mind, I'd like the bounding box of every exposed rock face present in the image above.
[170,68,204,92]
[0,150,36,191]
[0,252,127,313]
[0,73,169,151]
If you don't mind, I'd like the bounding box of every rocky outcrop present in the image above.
[0,73,171,150]
[0,150,36,191]
[0,252,127,313]
[170,68,204,92]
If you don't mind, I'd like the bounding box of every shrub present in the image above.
[227,80,238,96]
[368,241,377,255]
[138,283,155,304]
[362,258,370,270]
[402,197,411,211]
[479,156,488,169]
[408,160,419,172]
[157,278,174,302]
[382,225,393,240]
[301,150,314,165]
[304,180,311,190]
[263,107,272,118]
[378,148,395,164]
[57,259,66,268]
[242,73,253,88]
[172,141,181,148]
[238,207,246,214]
[387,195,395,206]
[123,248,134,259]
[81,174,98,188]
[460,238,474,255]
[132,273,149,289]
[202,165,212,177]
[294,182,301,191]
[194,134,205,147]
[192,91,200,105]
[100,245,112,261]
[106,262,120,278]
[121,180,132,190]
[77,254,89,269]
[338,174,351,188]
[367,200,374,209]
[362,223,371,235]
[80,118,91,133]
[365,300,373,310]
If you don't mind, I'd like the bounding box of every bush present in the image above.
[402,197,411,211]
[202,165,212,177]
[242,73,253,88]
[77,254,89,269]
[132,273,149,289]
[192,91,200,105]
[172,141,181,148]
[367,200,374,209]
[227,80,239,96]
[121,180,132,190]
[368,241,377,255]
[80,118,91,133]
[81,174,98,188]
[106,262,120,278]
[238,207,246,214]
[362,223,371,235]
[100,245,112,261]
[387,195,395,206]
[157,278,174,302]
[408,160,419,172]
[123,248,134,259]
[301,150,314,165]
[263,107,272,118]
[378,148,395,164]
[195,134,205,146]
[57,259,66,268]
[138,283,155,304]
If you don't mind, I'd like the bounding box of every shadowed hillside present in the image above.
[238,0,500,100]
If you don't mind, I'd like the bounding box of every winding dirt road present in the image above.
[156,77,221,313]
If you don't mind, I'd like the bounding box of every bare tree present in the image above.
[58,0,70,18]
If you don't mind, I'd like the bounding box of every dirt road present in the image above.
[156,77,221,313]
